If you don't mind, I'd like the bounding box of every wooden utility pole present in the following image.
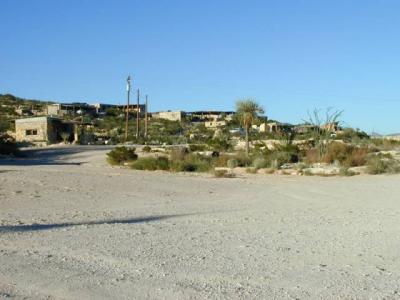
[136,89,140,139]
[144,95,148,138]
[125,75,131,142]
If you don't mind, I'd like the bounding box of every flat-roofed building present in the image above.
[152,111,184,122]
[15,116,77,144]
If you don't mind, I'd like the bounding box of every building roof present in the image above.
[15,116,63,123]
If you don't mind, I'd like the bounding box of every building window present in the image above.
[26,129,38,136]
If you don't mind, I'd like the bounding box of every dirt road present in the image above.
[1,146,400,299]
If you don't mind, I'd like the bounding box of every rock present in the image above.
[303,166,340,176]
[348,166,368,175]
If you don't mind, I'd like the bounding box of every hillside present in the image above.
[0,94,54,132]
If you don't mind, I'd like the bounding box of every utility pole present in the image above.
[144,95,148,138]
[136,89,140,139]
[125,75,131,142]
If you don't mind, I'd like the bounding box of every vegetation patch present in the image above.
[366,154,400,174]
[106,147,138,165]
[214,169,235,178]
[131,156,169,171]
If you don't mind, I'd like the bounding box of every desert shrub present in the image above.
[131,156,169,171]
[371,138,400,151]
[227,158,239,169]
[366,155,400,174]
[305,148,319,164]
[252,141,266,152]
[339,167,358,176]
[234,151,252,167]
[169,153,212,173]
[337,128,370,143]
[106,146,138,165]
[343,147,369,167]
[306,142,369,167]
[189,144,207,152]
[264,168,275,174]
[185,154,212,172]
[252,157,268,169]
[169,147,188,160]
[0,134,19,156]
[142,145,151,152]
[246,167,258,174]
[212,154,231,167]
[207,138,232,152]
[323,142,350,164]
[267,151,298,168]
[214,169,235,178]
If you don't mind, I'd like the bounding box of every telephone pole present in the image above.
[144,95,148,138]
[136,89,140,139]
[125,75,131,142]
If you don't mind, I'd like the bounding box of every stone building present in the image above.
[47,103,96,116]
[15,116,77,144]
[151,111,184,122]
[254,122,293,133]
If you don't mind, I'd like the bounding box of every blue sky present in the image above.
[1,0,400,133]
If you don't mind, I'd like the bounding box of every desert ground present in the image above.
[1,146,400,299]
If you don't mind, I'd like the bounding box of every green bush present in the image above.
[188,144,207,152]
[207,138,232,152]
[106,147,138,165]
[170,153,211,172]
[131,156,169,170]
[142,145,151,152]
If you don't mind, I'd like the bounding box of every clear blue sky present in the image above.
[1,0,400,133]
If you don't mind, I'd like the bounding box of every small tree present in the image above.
[236,99,265,155]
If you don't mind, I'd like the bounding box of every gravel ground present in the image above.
[1,146,400,299]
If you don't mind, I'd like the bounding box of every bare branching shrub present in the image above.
[306,108,343,160]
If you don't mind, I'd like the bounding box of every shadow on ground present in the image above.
[0,214,183,233]
[0,145,114,166]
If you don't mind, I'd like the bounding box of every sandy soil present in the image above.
[1,146,400,299]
